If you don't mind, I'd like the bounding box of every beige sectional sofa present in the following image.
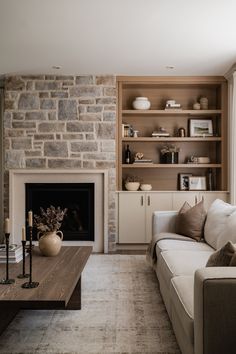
[149,199,236,354]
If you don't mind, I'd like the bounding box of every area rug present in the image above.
[0,255,180,354]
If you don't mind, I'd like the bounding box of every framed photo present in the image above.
[179,173,192,191]
[189,176,207,191]
[189,119,213,137]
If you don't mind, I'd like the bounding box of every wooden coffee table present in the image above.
[0,246,92,335]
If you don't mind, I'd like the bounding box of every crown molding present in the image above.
[224,63,236,80]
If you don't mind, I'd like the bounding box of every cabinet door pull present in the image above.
[195,195,198,205]
[148,196,150,206]
[141,196,144,206]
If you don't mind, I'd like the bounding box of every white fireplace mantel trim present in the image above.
[9,169,108,253]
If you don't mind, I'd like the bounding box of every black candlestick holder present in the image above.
[22,226,39,289]
[17,240,29,279]
[0,233,15,285]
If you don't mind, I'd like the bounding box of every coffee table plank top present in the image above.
[0,246,92,308]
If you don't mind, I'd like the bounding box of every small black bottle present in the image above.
[207,168,213,191]
[125,145,131,164]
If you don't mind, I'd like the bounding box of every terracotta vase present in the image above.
[37,230,63,256]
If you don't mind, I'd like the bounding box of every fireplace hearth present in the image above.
[25,183,94,241]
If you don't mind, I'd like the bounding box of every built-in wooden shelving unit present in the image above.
[117,76,228,191]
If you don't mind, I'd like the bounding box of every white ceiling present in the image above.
[0,0,236,76]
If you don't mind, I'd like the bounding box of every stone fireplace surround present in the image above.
[3,75,116,251]
[9,169,108,253]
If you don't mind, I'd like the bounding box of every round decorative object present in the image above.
[125,182,140,191]
[199,97,208,110]
[37,230,63,256]
[197,156,210,164]
[193,102,201,110]
[140,184,152,191]
[135,152,144,160]
[132,97,151,110]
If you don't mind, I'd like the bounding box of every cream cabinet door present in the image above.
[172,192,198,210]
[145,193,173,243]
[118,193,146,243]
[199,192,229,211]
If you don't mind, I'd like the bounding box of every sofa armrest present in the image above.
[194,267,236,354]
[152,211,178,237]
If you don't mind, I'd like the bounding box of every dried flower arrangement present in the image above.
[34,205,67,232]
[160,144,180,155]
[124,175,142,183]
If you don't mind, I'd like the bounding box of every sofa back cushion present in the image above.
[217,210,236,249]
[175,200,206,241]
[204,199,236,249]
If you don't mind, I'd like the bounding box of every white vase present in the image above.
[132,97,151,110]
[37,230,63,256]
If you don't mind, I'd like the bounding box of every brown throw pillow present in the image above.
[206,241,236,267]
[230,252,236,266]
[175,200,206,241]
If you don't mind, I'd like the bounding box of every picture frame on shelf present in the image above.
[178,173,193,191]
[189,119,213,137]
[189,176,207,191]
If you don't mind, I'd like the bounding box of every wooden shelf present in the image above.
[122,164,222,168]
[122,109,222,115]
[117,76,228,191]
[122,137,222,142]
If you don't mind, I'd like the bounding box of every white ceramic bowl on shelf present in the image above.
[132,97,151,110]
[140,184,152,191]
[125,182,140,191]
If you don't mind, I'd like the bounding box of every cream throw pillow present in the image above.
[175,200,206,241]
[204,199,236,250]
[217,209,236,249]
[206,241,236,267]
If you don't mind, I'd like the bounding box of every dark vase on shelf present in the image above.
[160,152,179,164]
[125,144,132,164]
[207,168,214,190]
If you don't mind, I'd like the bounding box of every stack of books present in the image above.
[165,100,182,111]
[152,130,170,137]
[122,123,131,137]
[0,244,25,263]
[133,158,153,164]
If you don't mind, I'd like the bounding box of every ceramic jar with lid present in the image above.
[200,97,208,110]
[193,102,201,110]
[132,97,151,110]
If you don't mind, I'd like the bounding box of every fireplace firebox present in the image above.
[25,183,94,241]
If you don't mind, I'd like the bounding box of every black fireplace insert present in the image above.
[25,183,94,241]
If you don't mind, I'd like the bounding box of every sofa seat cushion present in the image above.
[170,276,194,344]
[156,239,213,258]
[159,250,213,289]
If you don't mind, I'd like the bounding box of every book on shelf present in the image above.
[122,123,131,138]
[166,103,181,108]
[164,108,182,112]
[152,133,170,137]
[133,159,153,164]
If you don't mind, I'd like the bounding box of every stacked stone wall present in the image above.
[4,75,116,251]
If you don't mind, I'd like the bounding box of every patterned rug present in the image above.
[0,255,180,354]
